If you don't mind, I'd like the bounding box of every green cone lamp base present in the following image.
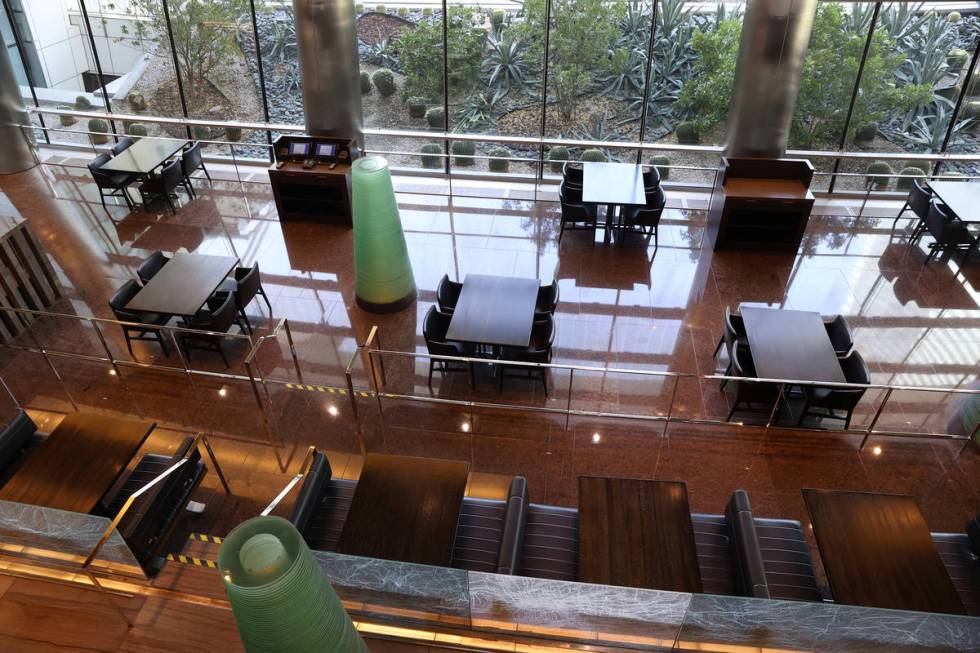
[356,288,417,313]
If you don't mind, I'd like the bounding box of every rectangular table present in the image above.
[803,489,965,614]
[740,306,845,383]
[0,412,156,513]
[928,181,980,224]
[446,274,540,348]
[578,476,703,592]
[582,163,646,243]
[126,252,239,317]
[337,454,470,566]
[99,138,189,176]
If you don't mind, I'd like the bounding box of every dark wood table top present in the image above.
[582,162,646,205]
[927,181,980,224]
[99,138,189,175]
[126,252,239,317]
[337,454,470,566]
[445,274,540,348]
[802,489,965,614]
[740,306,845,383]
[578,476,703,592]
[0,412,156,514]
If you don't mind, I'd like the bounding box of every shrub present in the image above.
[360,71,372,94]
[488,146,510,172]
[372,68,396,97]
[947,48,969,73]
[420,143,442,168]
[948,11,961,23]
[904,160,931,175]
[896,167,926,191]
[650,155,671,180]
[225,126,243,142]
[127,92,147,112]
[451,139,476,166]
[88,118,110,144]
[425,106,445,128]
[374,5,386,13]
[547,146,569,173]
[397,7,408,17]
[490,10,505,29]
[854,123,877,143]
[355,3,364,12]
[865,161,893,190]
[57,107,76,127]
[407,97,427,118]
[192,126,211,141]
[422,7,432,16]
[74,95,93,111]
[675,121,700,145]
[126,122,148,137]
[581,148,607,162]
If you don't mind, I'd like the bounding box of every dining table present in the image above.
[99,138,189,177]
[0,412,156,514]
[125,252,239,318]
[739,306,845,384]
[337,453,470,566]
[582,162,646,244]
[927,181,980,224]
[445,274,540,349]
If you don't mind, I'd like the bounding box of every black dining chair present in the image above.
[218,262,273,334]
[620,186,666,246]
[923,200,978,264]
[177,291,239,367]
[725,342,781,421]
[423,305,475,388]
[139,159,184,214]
[558,183,599,244]
[714,306,748,389]
[111,137,134,156]
[498,315,554,396]
[535,279,559,317]
[562,161,584,189]
[892,179,932,243]
[642,166,661,191]
[181,142,212,197]
[108,280,172,357]
[797,351,870,429]
[436,274,463,314]
[88,153,136,211]
[136,250,170,285]
[823,314,853,356]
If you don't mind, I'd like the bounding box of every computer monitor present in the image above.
[315,143,338,159]
[288,142,310,158]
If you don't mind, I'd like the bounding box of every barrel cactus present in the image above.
[650,155,671,180]
[126,122,148,138]
[225,126,243,142]
[896,167,926,191]
[422,7,432,16]
[74,95,93,111]
[360,71,372,94]
[947,48,969,73]
[372,68,397,97]
[488,147,510,172]
[374,5,386,14]
[88,118,110,144]
[548,146,570,174]
[397,7,408,17]
[675,121,700,145]
[854,123,877,143]
[581,149,607,163]
[127,92,147,112]
[420,143,442,169]
[451,139,476,166]
[904,160,931,175]
[865,161,893,190]
[407,97,427,119]
[948,11,961,23]
[425,106,445,128]
[57,106,77,126]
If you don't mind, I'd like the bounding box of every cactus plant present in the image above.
[675,121,700,145]
[360,71,372,94]
[865,161,893,190]
[896,167,926,191]
[355,3,364,13]
[948,11,961,23]
[374,5,386,13]
[650,155,671,180]
[488,147,510,172]
[937,83,961,102]
[88,118,110,144]
[57,106,77,126]
[425,106,445,128]
[581,148,607,162]
[422,7,432,16]
[127,92,147,112]
[904,160,931,175]
[126,122,148,138]
[451,139,476,166]
[225,126,243,142]
[397,7,408,17]
[947,48,969,73]
[74,95,93,111]
[407,97,427,118]
[854,123,877,143]
[490,10,505,29]
[420,143,443,169]
[961,100,980,121]
[192,125,210,141]
[547,146,569,173]
[372,68,396,97]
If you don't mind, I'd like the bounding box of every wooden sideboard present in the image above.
[268,135,358,225]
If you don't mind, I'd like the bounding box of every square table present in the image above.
[99,138,189,176]
[0,412,156,514]
[740,306,845,383]
[582,162,646,243]
[928,181,980,224]
[446,274,540,348]
[578,476,703,592]
[337,454,470,566]
[126,252,239,318]
[803,489,965,614]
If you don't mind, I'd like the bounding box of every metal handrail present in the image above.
[261,446,317,516]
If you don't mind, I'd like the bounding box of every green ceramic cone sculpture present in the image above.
[352,155,417,312]
[218,515,368,653]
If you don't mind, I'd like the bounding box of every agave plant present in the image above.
[617,2,651,50]
[603,47,647,99]
[713,1,743,31]
[845,3,877,36]
[573,110,621,161]
[657,0,692,38]
[878,1,928,43]
[265,16,297,63]
[483,35,534,95]
[887,99,967,151]
[365,33,399,69]
[453,92,500,132]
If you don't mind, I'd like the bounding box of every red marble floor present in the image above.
[0,152,977,546]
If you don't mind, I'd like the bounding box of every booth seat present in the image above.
[0,410,47,484]
[932,514,980,616]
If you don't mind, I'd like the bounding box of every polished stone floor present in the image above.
[0,151,977,545]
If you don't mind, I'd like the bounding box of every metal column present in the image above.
[292,0,364,147]
[0,30,35,174]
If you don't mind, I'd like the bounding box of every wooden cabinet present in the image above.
[268,135,357,225]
